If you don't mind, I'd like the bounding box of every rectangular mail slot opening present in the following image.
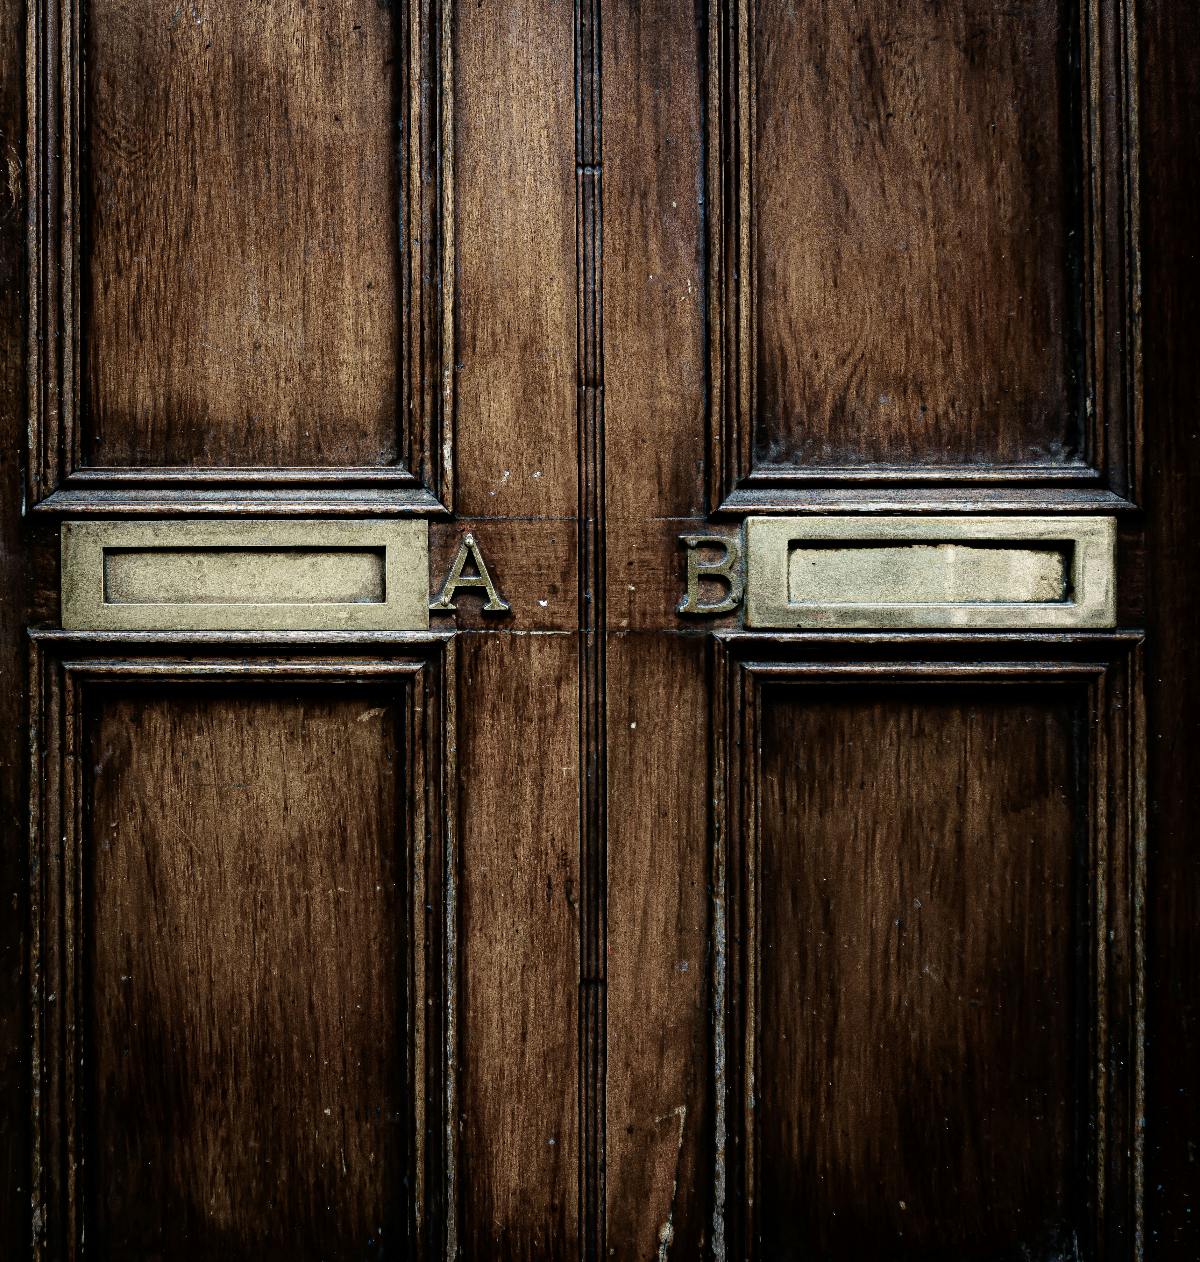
[745,516,1116,629]
[62,520,429,631]
[787,541,1074,608]
[102,547,387,607]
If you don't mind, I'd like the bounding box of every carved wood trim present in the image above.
[25,0,455,509]
[710,632,1146,1259]
[705,0,1143,508]
[27,634,459,1258]
[575,0,607,1254]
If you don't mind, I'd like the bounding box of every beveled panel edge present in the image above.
[708,637,1146,1256]
[744,515,1117,630]
[25,0,455,507]
[704,0,1143,507]
[26,639,460,1257]
[712,486,1140,517]
[61,519,430,631]
[30,486,450,518]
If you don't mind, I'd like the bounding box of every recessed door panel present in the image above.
[86,687,406,1257]
[755,0,1080,470]
[758,685,1080,1258]
[85,0,401,468]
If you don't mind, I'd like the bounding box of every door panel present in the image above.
[753,0,1081,471]
[33,0,450,497]
[85,0,401,469]
[713,642,1144,1260]
[87,687,407,1257]
[29,649,454,1258]
[758,685,1081,1257]
[709,0,1138,501]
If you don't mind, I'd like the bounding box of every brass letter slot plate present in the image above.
[62,520,429,631]
[744,515,1116,630]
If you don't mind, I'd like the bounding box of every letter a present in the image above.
[430,533,511,613]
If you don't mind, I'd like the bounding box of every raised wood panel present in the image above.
[29,0,451,497]
[87,688,404,1257]
[28,642,456,1258]
[712,638,1145,1259]
[708,0,1141,500]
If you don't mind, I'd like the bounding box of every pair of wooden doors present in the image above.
[2,0,1198,1258]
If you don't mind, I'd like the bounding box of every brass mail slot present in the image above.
[62,520,429,631]
[744,516,1116,629]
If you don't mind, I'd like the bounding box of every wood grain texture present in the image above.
[603,0,706,522]
[605,634,711,1256]
[84,0,400,468]
[1141,0,1200,1252]
[0,0,28,1243]
[86,686,407,1257]
[757,685,1081,1259]
[751,0,1080,470]
[454,0,576,518]
[456,634,579,1256]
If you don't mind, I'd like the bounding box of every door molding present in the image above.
[25,0,455,510]
[710,631,1146,1259]
[27,632,459,1258]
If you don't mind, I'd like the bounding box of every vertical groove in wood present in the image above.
[710,639,729,1262]
[27,640,45,1262]
[575,0,606,1253]
[440,640,458,1261]
[1130,645,1147,1259]
[436,0,456,509]
[405,0,456,504]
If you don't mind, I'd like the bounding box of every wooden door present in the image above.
[0,0,1197,1259]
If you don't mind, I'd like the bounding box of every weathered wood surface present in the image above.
[85,0,401,468]
[87,689,406,1256]
[0,0,1192,1257]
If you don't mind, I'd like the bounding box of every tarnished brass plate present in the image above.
[744,516,1116,629]
[62,519,429,631]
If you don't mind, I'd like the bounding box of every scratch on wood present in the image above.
[654,1104,687,1261]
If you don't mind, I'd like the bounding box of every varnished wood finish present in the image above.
[455,633,579,1256]
[606,634,711,1256]
[757,0,1078,468]
[0,0,30,1246]
[453,0,575,520]
[4,0,1193,1254]
[1141,0,1200,1253]
[707,0,1141,497]
[600,2,712,1246]
[759,686,1079,1257]
[87,688,405,1256]
[30,0,452,497]
[85,0,397,468]
[28,642,455,1259]
[714,636,1145,1259]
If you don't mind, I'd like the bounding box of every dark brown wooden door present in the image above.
[1,1,1197,1259]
